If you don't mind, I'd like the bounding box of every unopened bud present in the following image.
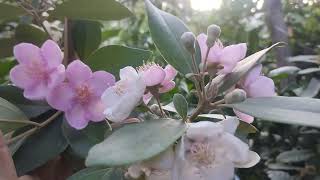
[181,32,196,54]
[224,89,247,104]
[150,104,162,116]
[206,24,221,48]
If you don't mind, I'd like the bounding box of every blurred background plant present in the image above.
[0,0,319,179]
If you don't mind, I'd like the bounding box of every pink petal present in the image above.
[66,60,92,87]
[41,40,63,69]
[9,65,38,89]
[141,65,166,87]
[47,64,65,89]
[159,81,175,93]
[23,82,48,100]
[246,76,275,98]
[85,98,105,122]
[65,104,89,130]
[163,65,177,83]
[13,43,42,64]
[218,43,247,74]
[46,83,74,111]
[143,92,153,105]
[234,109,254,124]
[241,64,262,88]
[196,33,222,63]
[88,71,115,96]
[196,33,209,63]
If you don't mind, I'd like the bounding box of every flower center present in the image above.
[189,142,215,167]
[115,81,127,96]
[136,62,161,73]
[76,85,91,104]
[26,61,49,81]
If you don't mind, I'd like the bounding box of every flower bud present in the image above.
[224,88,247,104]
[181,32,196,54]
[206,24,221,48]
[150,104,162,116]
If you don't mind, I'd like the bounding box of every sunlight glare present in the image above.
[190,0,222,11]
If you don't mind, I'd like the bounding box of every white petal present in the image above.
[120,66,139,81]
[234,151,260,168]
[186,121,223,141]
[218,116,239,134]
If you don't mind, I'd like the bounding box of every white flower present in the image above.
[101,66,146,122]
[127,147,175,180]
[175,117,260,180]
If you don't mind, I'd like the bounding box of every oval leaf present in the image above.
[0,3,25,21]
[0,85,51,118]
[0,97,29,134]
[145,0,201,75]
[288,55,320,64]
[62,120,109,158]
[276,149,315,163]
[50,0,132,21]
[173,94,188,120]
[224,96,320,128]
[13,115,68,176]
[72,20,102,60]
[86,118,186,167]
[86,45,152,76]
[299,78,320,98]
[298,67,320,75]
[268,66,300,78]
[15,24,47,46]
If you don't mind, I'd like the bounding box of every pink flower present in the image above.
[197,33,247,74]
[235,64,276,123]
[47,60,115,129]
[138,63,177,104]
[10,40,65,100]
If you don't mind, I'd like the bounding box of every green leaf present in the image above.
[50,0,132,21]
[299,78,320,98]
[276,149,315,163]
[268,66,300,78]
[0,97,29,134]
[72,20,102,60]
[173,94,188,120]
[62,120,109,159]
[145,0,201,75]
[267,171,293,180]
[86,45,152,76]
[15,24,47,46]
[223,96,320,128]
[0,85,51,118]
[101,29,121,41]
[208,43,281,94]
[86,118,186,167]
[298,67,320,75]
[13,115,68,176]
[288,55,320,64]
[0,38,15,58]
[0,3,25,21]
[0,60,15,79]
[68,167,125,180]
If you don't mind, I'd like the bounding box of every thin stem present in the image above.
[191,53,200,74]
[0,119,41,127]
[7,111,62,145]
[105,119,113,131]
[188,102,205,122]
[156,97,165,117]
[209,99,225,108]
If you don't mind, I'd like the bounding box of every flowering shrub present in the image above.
[0,0,319,180]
